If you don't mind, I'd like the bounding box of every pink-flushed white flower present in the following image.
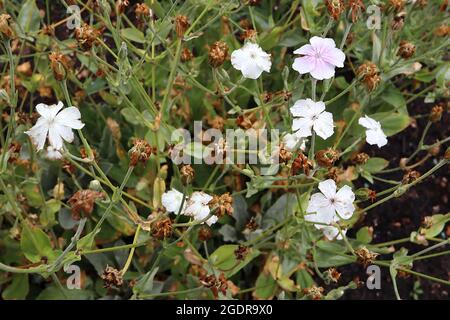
[45,146,63,160]
[305,179,355,240]
[292,36,345,80]
[231,42,271,79]
[282,133,307,152]
[161,188,186,214]
[25,101,84,151]
[290,99,334,140]
[358,115,388,148]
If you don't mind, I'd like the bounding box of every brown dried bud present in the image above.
[434,25,450,37]
[234,245,249,261]
[303,286,324,300]
[347,0,365,22]
[67,190,105,220]
[429,105,443,123]
[351,152,370,165]
[416,0,428,7]
[16,62,32,76]
[210,192,233,218]
[402,170,420,184]
[236,114,253,129]
[116,0,129,14]
[0,14,15,39]
[389,0,406,12]
[278,147,292,164]
[244,217,258,232]
[75,23,103,51]
[357,62,380,91]
[135,3,151,19]
[391,12,406,31]
[246,0,261,5]
[326,267,341,283]
[240,29,257,41]
[291,153,313,176]
[180,164,195,184]
[326,0,345,20]
[355,247,379,267]
[180,47,194,62]
[80,147,97,160]
[62,160,76,174]
[397,41,415,59]
[207,115,225,131]
[427,144,440,156]
[208,41,229,68]
[151,217,173,240]
[174,15,190,38]
[101,266,123,288]
[198,225,213,241]
[129,138,154,166]
[315,149,340,168]
[49,51,72,81]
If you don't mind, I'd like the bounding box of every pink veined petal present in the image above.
[55,124,75,143]
[25,122,49,151]
[292,56,316,75]
[313,111,334,140]
[310,58,336,80]
[310,36,336,50]
[321,47,346,67]
[55,107,85,129]
[292,117,313,137]
[48,126,63,150]
[293,44,315,56]
[289,99,316,118]
[318,179,337,199]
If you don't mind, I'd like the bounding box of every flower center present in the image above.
[249,51,257,59]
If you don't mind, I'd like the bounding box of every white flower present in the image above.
[46,146,63,160]
[290,99,334,140]
[184,192,218,226]
[283,133,307,152]
[358,115,387,148]
[161,188,186,214]
[292,36,345,80]
[25,101,85,151]
[231,42,271,79]
[305,179,355,240]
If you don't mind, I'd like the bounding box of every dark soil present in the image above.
[339,100,449,300]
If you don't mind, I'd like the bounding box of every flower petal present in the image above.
[292,117,313,137]
[25,121,49,151]
[55,107,85,129]
[313,111,334,140]
[48,126,63,150]
[310,59,336,80]
[292,56,315,75]
[322,47,346,68]
[55,124,74,143]
[293,44,315,55]
[358,115,380,130]
[318,179,337,199]
[310,36,336,50]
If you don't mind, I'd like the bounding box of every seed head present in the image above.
[397,41,415,59]
[174,15,190,38]
[208,41,229,68]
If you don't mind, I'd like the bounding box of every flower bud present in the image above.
[351,152,369,165]
[151,217,173,240]
[429,105,443,123]
[402,170,420,184]
[174,15,190,38]
[180,47,194,62]
[348,0,365,23]
[325,0,345,20]
[89,179,102,191]
[49,51,72,81]
[129,138,154,167]
[180,164,195,184]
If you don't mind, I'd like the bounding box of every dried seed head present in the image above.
[246,0,261,6]
[115,0,129,14]
[180,164,195,184]
[174,15,190,38]
[397,41,415,59]
[236,114,253,129]
[74,23,102,51]
[208,41,229,68]
[315,149,340,168]
[357,61,380,91]
[80,147,97,160]
[351,152,370,165]
[429,105,443,123]
[135,3,151,19]
[180,47,194,62]
[67,189,105,220]
[291,152,313,176]
[325,0,345,20]
[434,25,450,37]
[355,247,379,267]
[0,14,15,39]
[234,245,249,261]
[240,28,257,41]
[129,138,154,167]
[151,217,173,240]
[207,115,225,131]
[389,0,406,12]
[347,0,365,22]
[326,267,341,283]
[303,286,324,300]
[402,170,421,184]
[62,160,76,174]
[49,51,72,81]
[278,146,292,164]
[210,192,233,218]
[101,266,123,288]
[391,12,406,30]
[244,217,258,232]
[198,225,213,241]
